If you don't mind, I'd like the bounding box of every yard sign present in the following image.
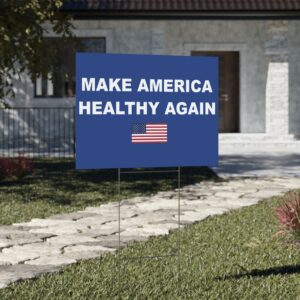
[76,54,218,169]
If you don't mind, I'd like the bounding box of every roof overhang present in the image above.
[61,10,300,20]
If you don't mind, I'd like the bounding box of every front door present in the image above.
[191,51,240,133]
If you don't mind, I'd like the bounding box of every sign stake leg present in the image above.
[177,166,181,297]
[118,168,121,299]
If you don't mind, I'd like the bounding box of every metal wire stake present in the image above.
[118,168,121,299]
[116,167,181,298]
[177,166,181,297]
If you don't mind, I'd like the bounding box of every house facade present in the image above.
[3,0,300,155]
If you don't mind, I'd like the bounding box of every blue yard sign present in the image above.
[76,53,218,169]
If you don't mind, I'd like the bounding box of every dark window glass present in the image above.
[35,37,106,98]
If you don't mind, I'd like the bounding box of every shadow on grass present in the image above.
[216,264,300,280]
[36,160,217,189]
[0,159,219,207]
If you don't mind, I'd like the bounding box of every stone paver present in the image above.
[0,176,300,289]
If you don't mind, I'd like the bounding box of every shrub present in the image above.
[0,157,33,181]
[275,192,300,240]
[0,158,14,180]
[14,157,34,179]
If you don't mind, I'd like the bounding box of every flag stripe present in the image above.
[132,138,167,140]
[132,134,167,138]
[133,139,167,141]
[132,137,167,139]
[146,127,167,129]
[146,124,167,127]
[132,142,167,144]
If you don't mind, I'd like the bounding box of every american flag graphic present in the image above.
[131,123,168,144]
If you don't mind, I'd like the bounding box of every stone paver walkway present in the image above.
[214,153,300,177]
[1,176,300,289]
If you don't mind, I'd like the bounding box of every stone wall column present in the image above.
[265,21,289,135]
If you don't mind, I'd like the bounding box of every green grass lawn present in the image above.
[0,159,216,225]
[1,195,300,299]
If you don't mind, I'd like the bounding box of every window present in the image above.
[35,37,106,98]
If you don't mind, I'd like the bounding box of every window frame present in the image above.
[34,28,112,101]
